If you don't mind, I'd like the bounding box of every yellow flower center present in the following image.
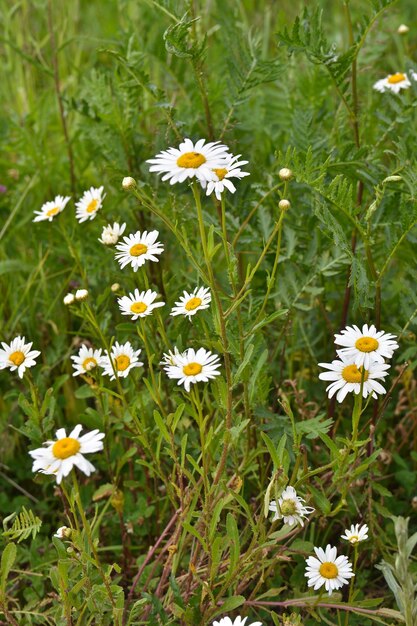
[9,350,25,366]
[131,302,148,314]
[342,364,369,383]
[355,336,379,352]
[280,499,297,515]
[177,152,206,169]
[213,167,228,181]
[130,243,148,257]
[86,199,99,213]
[183,362,203,376]
[47,207,59,217]
[388,72,406,84]
[185,297,202,311]
[319,562,339,579]
[348,535,359,544]
[115,355,130,371]
[82,357,97,371]
[52,437,81,460]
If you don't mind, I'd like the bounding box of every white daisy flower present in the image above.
[75,289,89,301]
[146,138,230,185]
[98,222,126,245]
[160,347,184,366]
[170,286,211,319]
[0,336,41,378]
[341,523,369,545]
[102,341,143,380]
[117,288,165,320]
[29,424,105,485]
[334,324,399,369]
[305,544,354,596]
[33,195,71,223]
[269,486,314,527]
[201,154,250,200]
[163,347,221,392]
[70,345,106,377]
[318,354,390,403]
[75,186,105,223]
[115,230,164,272]
[54,526,71,539]
[373,72,411,93]
[213,617,263,626]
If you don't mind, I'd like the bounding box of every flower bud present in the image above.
[397,24,409,35]
[279,199,291,211]
[111,283,120,292]
[412,496,417,510]
[279,167,293,181]
[75,289,89,301]
[122,176,136,190]
[54,526,72,539]
[63,293,75,306]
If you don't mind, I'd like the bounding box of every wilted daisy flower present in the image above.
[334,324,399,369]
[146,138,230,185]
[54,526,71,539]
[318,354,390,403]
[33,195,71,223]
[213,617,262,626]
[118,288,165,320]
[75,186,105,223]
[71,345,106,376]
[99,222,126,245]
[163,347,221,392]
[269,486,314,527]
[29,424,105,484]
[102,341,143,380]
[201,154,250,200]
[0,336,41,378]
[373,72,411,93]
[305,545,354,596]
[341,523,369,545]
[170,286,211,319]
[115,230,164,272]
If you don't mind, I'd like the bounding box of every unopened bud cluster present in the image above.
[63,289,89,305]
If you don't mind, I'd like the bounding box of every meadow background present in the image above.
[1,0,417,624]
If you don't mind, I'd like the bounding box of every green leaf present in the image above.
[2,507,42,543]
[0,542,17,592]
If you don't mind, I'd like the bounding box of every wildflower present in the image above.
[163,347,221,392]
[29,424,105,484]
[373,73,411,93]
[71,346,106,376]
[111,283,120,292]
[201,153,249,200]
[397,24,409,34]
[99,222,126,245]
[318,354,390,403]
[0,336,41,378]
[279,168,293,181]
[63,293,75,305]
[122,176,136,190]
[118,288,165,320]
[33,195,71,223]
[279,199,291,211]
[146,138,230,185]
[115,230,164,272]
[161,347,184,366]
[305,545,354,596]
[75,289,88,301]
[102,341,143,380]
[170,286,211,319]
[212,617,262,626]
[269,486,314,527]
[334,323,399,369]
[54,526,71,539]
[341,523,369,544]
[75,186,105,223]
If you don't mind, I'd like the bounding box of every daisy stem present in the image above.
[191,386,209,497]
[352,369,365,444]
[344,544,358,626]
[138,319,167,417]
[220,195,231,268]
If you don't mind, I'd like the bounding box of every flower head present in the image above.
[334,323,398,369]
[99,222,126,245]
[63,293,75,305]
[33,195,71,223]
[201,153,250,200]
[318,354,390,403]
[75,186,105,223]
[163,347,221,392]
[170,286,211,319]
[71,345,106,377]
[212,617,263,626]
[115,230,164,272]
[341,523,369,545]
[305,545,354,595]
[373,72,411,93]
[102,341,143,380]
[269,486,314,527]
[54,526,71,539]
[118,288,165,320]
[75,289,89,301]
[0,336,41,378]
[29,424,105,484]
[122,176,136,190]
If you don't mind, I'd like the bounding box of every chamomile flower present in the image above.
[163,347,221,392]
[146,138,230,185]
[201,154,250,200]
[213,617,263,626]
[115,230,164,272]
[99,222,126,245]
[102,341,143,380]
[75,186,105,223]
[334,324,399,369]
[373,72,411,93]
[305,545,354,596]
[269,486,314,527]
[117,288,165,320]
[341,523,369,545]
[29,424,105,485]
[160,347,184,366]
[71,345,106,377]
[33,195,71,222]
[318,354,390,403]
[0,336,41,378]
[170,286,211,319]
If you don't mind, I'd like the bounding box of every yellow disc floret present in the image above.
[213,168,228,180]
[9,351,25,366]
[131,302,148,314]
[280,499,298,515]
[185,297,202,311]
[183,362,203,376]
[82,357,97,371]
[115,355,131,371]
[52,437,81,460]
[130,243,148,257]
[86,199,99,214]
[177,152,206,169]
[342,364,369,383]
[388,73,406,84]
[355,336,379,352]
[319,562,338,579]
[47,207,59,217]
